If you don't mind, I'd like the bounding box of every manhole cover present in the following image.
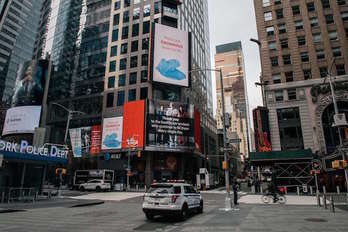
[304,218,328,222]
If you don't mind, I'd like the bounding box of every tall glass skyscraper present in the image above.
[0,0,43,102]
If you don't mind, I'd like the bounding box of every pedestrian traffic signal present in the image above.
[222,161,227,170]
[56,168,66,175]
[137,151,141,158]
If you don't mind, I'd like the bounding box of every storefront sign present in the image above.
[0,139,68,159]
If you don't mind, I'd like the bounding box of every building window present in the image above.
[275,0,281,5]
[112,29,119,42]
[133,7,140,20]
[275,90,284,101]
[143,21,150,34]
[325,14,334,24]
[113,14,120,25]
[118,74,126,87]
[117,91,125,106]
[154,2,161,14]
[141,70,148,82]
[142,54,148,66]
[132,23,139,37]
[278,24,286,34]
[115,1,121,10]
[283,54,291,65]
[285,71,293,82]
[300,52,309,62]
[280,39,288,49]
[110,45,117,57]
[320,67,328,78]
[120,58,127,70]
[272,74,281,84]
[313,33,321,43]
[128,89,136,101]
[310,17,319,27]
[316,49,325,60]
[329,31,338,40]
[332,47,341,57]
[321,0,330,8]
[130,56,138,68]
[264,12,272,21]
[263,0,270,7]
[307,2,315,12]
[341,11,348,21]
[142,38,149,50]
[337,0,346,5]
[266,26,275,36]
[144,4,151,17]
[271,56,279,66]
[277,107,304,151]
[122,26,129,39]
[121,43,128,54]
[268,41,277,50]
[123,11,129,23]
[140,87,148,100]
[303,69,312,80]
[336,64,346,75]
[129,72,137,84]
[297,36,306,46]
[295,20,303,30]
[124,0,130,7]
[134,0,141,4]
[292,5,300,15]
[131,40,138,52]
[287,89,297,100]
[106,93,114,108]
[276,9,284,19]
[109,61,116,72]
[108,77,115,89]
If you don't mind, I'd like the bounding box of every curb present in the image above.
[70,200,105,208]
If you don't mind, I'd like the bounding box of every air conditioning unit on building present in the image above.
[332,114,348,127]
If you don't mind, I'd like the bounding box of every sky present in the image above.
[208,0,263,128]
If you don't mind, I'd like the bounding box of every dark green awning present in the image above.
[249,149,313,162]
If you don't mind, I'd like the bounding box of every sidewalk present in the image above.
[70,192,144,202]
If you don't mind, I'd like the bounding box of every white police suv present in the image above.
[142,181,203,220]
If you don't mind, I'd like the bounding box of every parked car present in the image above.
[79,179,111,192]
[142,181,203,221]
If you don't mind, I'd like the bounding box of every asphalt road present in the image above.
[0,193,347,232]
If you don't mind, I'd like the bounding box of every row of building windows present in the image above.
[110,38,149,56]
[263,0,346,8]
[113,2,160,24]
[271,64,346,84]
[106,87,148,107]
[109,53,148,72]
[107,71,148,88]
[111,21,151,42]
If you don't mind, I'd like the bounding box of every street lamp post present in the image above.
[190,68,232,210]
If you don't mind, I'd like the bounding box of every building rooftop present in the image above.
[216,41,242,54]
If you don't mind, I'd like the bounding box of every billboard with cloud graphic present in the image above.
[102,117,123,150]
[152,23,189,87]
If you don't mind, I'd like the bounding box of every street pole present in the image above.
[327,73,348,191]
[64,112,72,144]
[219,69,232,210]
[127,145,131,191]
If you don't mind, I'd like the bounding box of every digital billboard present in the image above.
[122,100,145,149]
[69,125,102,157]
[146,100,194,152]
[152,23,189,87]
[102,117,123,150]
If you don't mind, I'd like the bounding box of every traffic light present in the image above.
[137,151,141,158]
[56,168,66,175]
[222,161,227,170]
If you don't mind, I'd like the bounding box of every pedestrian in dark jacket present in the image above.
[232,178,239,206]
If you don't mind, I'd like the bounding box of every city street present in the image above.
[0,192,348,232]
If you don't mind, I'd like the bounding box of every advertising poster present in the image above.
[102,117,123,150]
[122,100,145,149]
[146,100,194,151]
[2,106,42,135]
[90,125,102,155]
[69,128,82,157]
[153,23,189,87]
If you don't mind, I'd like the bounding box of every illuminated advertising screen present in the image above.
[146,100,194,152]
[152,23,189,87]
[102,117,123,150]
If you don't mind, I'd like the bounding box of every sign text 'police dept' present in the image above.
[0,139,68,159]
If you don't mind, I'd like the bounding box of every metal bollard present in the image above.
[310,186,313,195]
[316,189,321,207]
[323,193,327,209]
[297,186,300,195]
[260,185,263,194]
[284,186,288,195]
[330,196,335,213]
[336,186,340,194]
[1,191,5,203]
[323,186,326,194]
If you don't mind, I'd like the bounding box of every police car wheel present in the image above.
[198,201,203,214]
[145,213,154,221]
[180,204,188,220]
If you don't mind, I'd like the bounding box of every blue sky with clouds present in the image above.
[208,0,263,126]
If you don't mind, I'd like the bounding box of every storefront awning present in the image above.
[0,150,67,164]
[249,149,313,162]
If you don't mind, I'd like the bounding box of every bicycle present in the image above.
[261,192,286,204]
